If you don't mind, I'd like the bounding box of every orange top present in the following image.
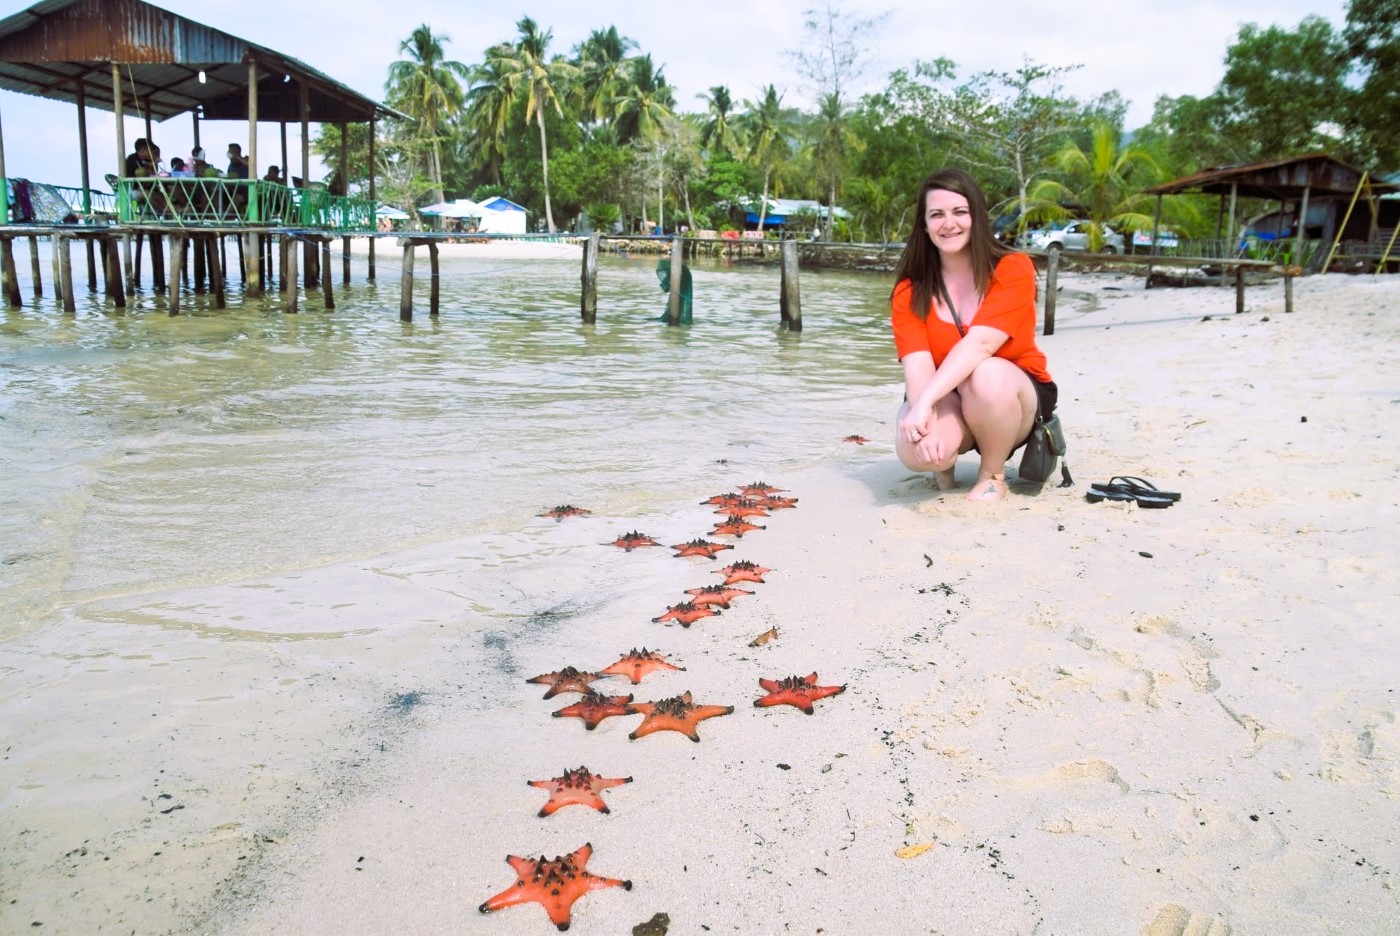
[890,253,1051,383]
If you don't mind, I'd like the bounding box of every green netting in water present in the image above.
[655,258,693,324]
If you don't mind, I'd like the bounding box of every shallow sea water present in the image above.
[0,249,899,639]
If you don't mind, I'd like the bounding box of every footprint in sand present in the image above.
[1142,902,1231,936]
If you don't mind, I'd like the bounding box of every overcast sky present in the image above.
[0,0,1348,190]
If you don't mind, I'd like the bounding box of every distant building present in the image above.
[742,197,849,233]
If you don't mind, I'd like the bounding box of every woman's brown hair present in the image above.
[892,168,1016,321]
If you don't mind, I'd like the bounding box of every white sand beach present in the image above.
[350,237,583,260]
[2,270,1397,935]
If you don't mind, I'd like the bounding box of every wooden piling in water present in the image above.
[133,232,143,290]
[85,240,96,292]
[428,242,439,318]
[207,237,226,309]
[102,237,126,308]
[1043,249,1059,336]
[667,236,684,326]
[27,236,41,298]
[193,233,206,292]
[283,236,298,313]
[304,241,319,289]
[342,236,351,286]
[1234,266,1245,314]
[581,233,599,324]
[399,241,415,322]
[51,236,62,304]
[779,239,801,331]
[219,235,228,288]
[168,235,184,316]
[321,239,334,310]
[58,236,75,315]
[150,234,166,294]
[1,238,21,308]
[243,233,260,297]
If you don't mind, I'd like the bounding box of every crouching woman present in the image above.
[890,168,1058,502]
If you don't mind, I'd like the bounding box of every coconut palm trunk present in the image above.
[757,169,771,232]
[535,107,556,234]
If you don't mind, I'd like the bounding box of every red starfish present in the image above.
[711,515,765,537]
[684,584,755,608]
[712,499,769,518]
[652,602,719,627]
[700,492,748,508]
[628,691,734,742]
[552,690,635,730]
[717,560,774,585]
[670,539,733,559]
[606,531,661,551]
[526,666,605,700]
[843,435,869,444]
[754,495,799,510]
[740,481,786,496]
[538,505,592,521]
[754,672,847,714]
[528,766,632,817]
[478,842,631,931]
[598,648,685,684]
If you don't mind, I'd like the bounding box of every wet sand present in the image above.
[3,271,1398,934]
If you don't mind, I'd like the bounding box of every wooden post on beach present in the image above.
[283,236,298,313]
[581,232,599,323]
[1234,265,1245,314]
[58,235,75,315]
[779,239,802,331]
[1043,248,1059,336]
[320,239,334,310]
[207,237,226,309]
[1284,272,1294,314]
[168,235,184,316]
[27,236,41,297]
[399,241,415,322]
[428,242,439,318]
[2,238,23,308]
[666,236,684,326]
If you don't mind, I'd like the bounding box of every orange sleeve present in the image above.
[972,254,1036,339]
[890,279,931,361]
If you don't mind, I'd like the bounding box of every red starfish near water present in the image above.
[716,560,774,585]
[711,515,765,537]
[740,481,786,496]
[712,499,770,518]
[700,492,748,508]
[526,666,605,699]
[843,435,869,444]
[628,691,735,742]
[652,601,719,627]
[552,690,635,730]
[754,672,847,714]
[607,531,661,551]
[683,584,755,608]
[528,766,632,817]
[753,495,799,510]
[478,842,631,931]
[670,539,733,559]
[598,648,685,684]
[538,505,592,521]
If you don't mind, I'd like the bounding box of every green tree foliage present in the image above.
[1343,0,1400,168]
[698,85,741,158]
[614,54,675,145]
[385,25,470,205]
[1028,122,1161,248]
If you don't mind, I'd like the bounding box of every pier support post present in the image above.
[321,239,334,310]
[86,240,96,292]
[399,241,415,322]
[779,239,801,331]
[58,236,75,315]
[428,242,439,318]
[1284,272,1294,314]
[150,234,165,293]
[133,232,143,290]
[102,237,126,308]
[581,232,599,324]
[28,236,41,297]
[1,238,22,308]
[207,237,226,309]
[1234,265,1245,314]
[122,233,133,295]
[193,233,206,292]
[304,241,318,290]
[342,236,351,286]
[283,236,298,313]
[1043,249,1059,336]
[244,233,261,297]
[168,235,184,316]
[51,236,62,303]
[667,236,684,326]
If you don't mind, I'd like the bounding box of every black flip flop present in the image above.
[1108,476,1181,502]
[1085,487,1135,504]
[1087,479,1177,508]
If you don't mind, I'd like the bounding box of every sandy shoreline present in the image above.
[3,271,1398,934]
[349,238,583,260]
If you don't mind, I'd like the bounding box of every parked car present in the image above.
[1031,220,1125,254]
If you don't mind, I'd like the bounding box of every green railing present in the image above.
[4,177,116,224]
[111,177,375,232]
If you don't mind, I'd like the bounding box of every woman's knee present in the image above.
[960,357,1025,404]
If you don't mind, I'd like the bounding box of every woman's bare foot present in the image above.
[965,476,1007,502]
[934,469,957,491]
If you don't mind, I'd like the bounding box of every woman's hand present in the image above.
[899,402,933,445]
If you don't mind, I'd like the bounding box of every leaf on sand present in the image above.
[748,627,778,647]
[895,842,934,859]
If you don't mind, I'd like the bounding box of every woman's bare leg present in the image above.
[956,358,1038,502]
[895,394,973,488]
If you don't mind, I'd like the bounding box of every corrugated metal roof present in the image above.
[0,0,404,122]
[1146,153,1394,199]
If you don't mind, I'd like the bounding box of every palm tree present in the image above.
[385,25,470,206]
[697,85,740,158]
[491,17,578,233]
[742,85,790,232]
[463,49,515,186]
[614,54,675,146]
[574,26,636,128]
[1028,122,1160,250]
[811,93,852,232]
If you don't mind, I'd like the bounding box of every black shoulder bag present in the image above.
[944,290,1073,488]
